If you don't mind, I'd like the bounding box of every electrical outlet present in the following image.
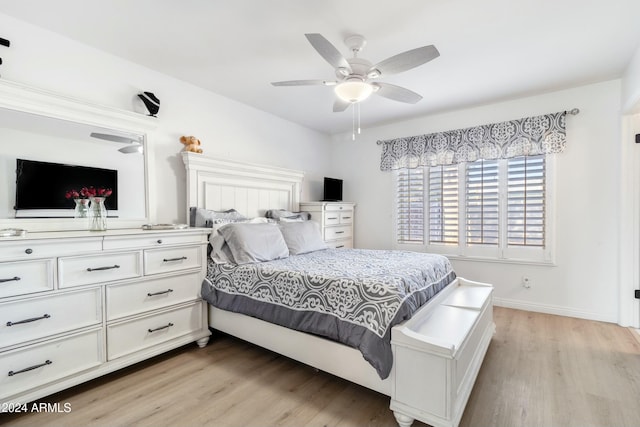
[521,276,531,289]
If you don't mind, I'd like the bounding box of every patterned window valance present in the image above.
[379,111,567,171]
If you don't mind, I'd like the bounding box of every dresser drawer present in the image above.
[106,273,201,320]
[144,246,202,276]
[324,203,353,212]
[107,302,204,360]
[0,238,102,261]
[0,288,101,349]
[0,329,102,400]
[324,225,352,241]
[339,211,353,225]
[58,251,142,288]
[0,259,54,299]
[104,232,207,251]
[328,239,353,249]
[323,212,340,226]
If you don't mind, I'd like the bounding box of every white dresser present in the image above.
[0,228,211,405]
[299,202,355,249]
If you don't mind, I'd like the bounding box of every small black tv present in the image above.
[15,159,118,212]
[323,177,343,202]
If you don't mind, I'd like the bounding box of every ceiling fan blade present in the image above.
[373,83,423,104]
[271,79,335,86]
[90,132,139,144]
[369,45,439,77]
[305,33,352,72]
[333,98,351,112]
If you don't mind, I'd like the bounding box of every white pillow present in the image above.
[217,222,289,264]
[278,221,328,255]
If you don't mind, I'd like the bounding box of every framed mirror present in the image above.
[0,80,157,232]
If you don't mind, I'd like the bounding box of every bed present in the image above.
[182,153,495,427]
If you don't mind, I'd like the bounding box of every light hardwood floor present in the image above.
[2,307,639,427]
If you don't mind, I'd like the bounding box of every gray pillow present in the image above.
[265,209,311,221]
[278,221,328,255]
[190,207,246,227]
[218,223,289,264]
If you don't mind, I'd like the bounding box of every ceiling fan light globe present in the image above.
[334,81,373,103]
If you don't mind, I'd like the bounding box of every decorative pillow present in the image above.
[265,209,311,221]
[218,222,289,264]
[190,207,246,228]
[278,221,328,255]
[209,217,271,264]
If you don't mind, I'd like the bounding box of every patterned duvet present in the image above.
[202,248,456,379]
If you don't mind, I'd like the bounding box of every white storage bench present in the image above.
[390,278,494,427]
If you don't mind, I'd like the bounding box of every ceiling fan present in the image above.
[272,33,440,112]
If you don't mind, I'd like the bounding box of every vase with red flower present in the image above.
[89,196,107,231]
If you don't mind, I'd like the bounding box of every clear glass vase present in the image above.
[74,198,90,219]
[89,196,107,231]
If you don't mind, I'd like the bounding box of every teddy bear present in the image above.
[180,135,203,154]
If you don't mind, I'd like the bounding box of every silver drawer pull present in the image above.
[336,245,345,249]
[8,360,52,377]
[163,256,187,262]
[327,217,338,220]
[147,289,174,297]
[148,322,174,333]
[342,217,351,220]
[86,265,120,272]
[0,276,20,284]
[6,313,51,327]
[335,231,345,234]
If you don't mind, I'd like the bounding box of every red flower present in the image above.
[65,187,112,199]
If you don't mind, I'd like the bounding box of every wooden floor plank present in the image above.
[2,307,639,427]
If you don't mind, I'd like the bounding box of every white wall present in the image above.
[622,43,640,113]
[0,13,331,223]
[330,80,624,323]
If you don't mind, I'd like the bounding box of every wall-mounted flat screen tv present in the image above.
[15,159,118,217]
[323,177,343,202]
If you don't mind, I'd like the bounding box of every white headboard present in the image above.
[181,152,304,220]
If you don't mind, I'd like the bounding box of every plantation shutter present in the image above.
[507,155,545,247]
[466,159,499,245]
[396,168,424,243]
[428,165,459,244]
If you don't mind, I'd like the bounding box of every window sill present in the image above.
[444,254,556,267]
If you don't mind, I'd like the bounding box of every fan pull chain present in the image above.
[357,103,362,135]
[352,103,356,140]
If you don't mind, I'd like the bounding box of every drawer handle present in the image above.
[8,360,52,377]
[148,322,174,333]
[342,217,351,220]
[147,289,174,297]
[25,248,33,255]
[86,265,120,272]
[6,313,51,327]
[163,256,187,262]
[157,239,163,244]
[336,245,345,248]
[0,276,20,284]
[335,231,345,234]
[327,217,338,220]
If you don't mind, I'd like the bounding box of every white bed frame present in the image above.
[182,152,495,427]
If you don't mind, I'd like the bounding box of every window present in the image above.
[395,155,552,262]
[396,168,424,244]
[428,164,458,244]
[507,156,545,247]
[465,160,499,246]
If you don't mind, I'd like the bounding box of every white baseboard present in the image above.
[493,297,617,324]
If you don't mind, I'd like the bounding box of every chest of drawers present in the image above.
[299,202,356,249]
[0,228,211,405]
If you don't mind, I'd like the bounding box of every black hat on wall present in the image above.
[137,91,160,117]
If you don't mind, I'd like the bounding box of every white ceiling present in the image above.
[0,0,639,135]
